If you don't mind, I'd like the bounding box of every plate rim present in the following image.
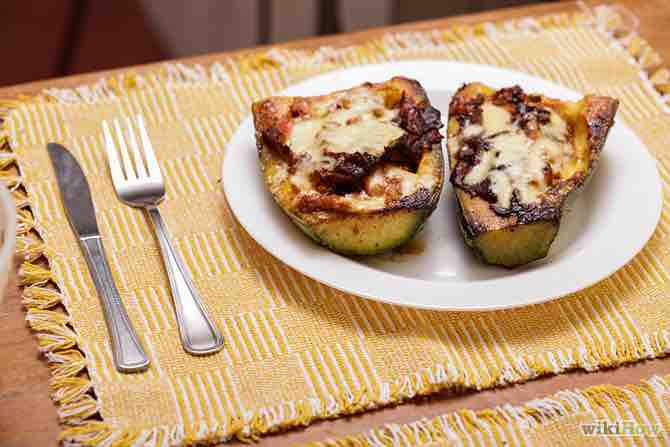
[222,60,663,311]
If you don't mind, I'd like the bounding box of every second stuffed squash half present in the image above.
[447,83,619,268]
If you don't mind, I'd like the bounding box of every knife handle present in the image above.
[80,236,150,372]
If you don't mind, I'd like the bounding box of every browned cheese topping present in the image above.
[449,86,574,212]
[259,82,443,213]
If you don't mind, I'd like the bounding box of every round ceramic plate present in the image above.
[223,60,662,311]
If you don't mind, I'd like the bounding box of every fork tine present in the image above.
[103,120,126,184]
[125,117,147,178]
[113,119,136,180]
[136,115,162,180]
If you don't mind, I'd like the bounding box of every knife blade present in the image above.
[47,143,149,372]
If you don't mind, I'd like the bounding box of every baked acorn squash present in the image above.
[447,83,619,267]
[252,77,444,255]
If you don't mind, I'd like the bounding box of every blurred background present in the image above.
[2,0,549,87]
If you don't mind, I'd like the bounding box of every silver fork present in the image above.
[103,115,224,355]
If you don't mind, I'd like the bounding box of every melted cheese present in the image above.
[281,88,433,212]
[481,103,511,134]
[461,103,572,209]
[320,119,403,155]
[374,166,436,196]
[343,194,387,212]
[342,165,436,212]
[288,91,403,166]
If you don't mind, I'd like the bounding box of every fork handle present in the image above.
[80,236,150,372]
[147,207,224,355]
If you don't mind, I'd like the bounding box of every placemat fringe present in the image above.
[33,5,667,112]
[16,234,45,262]
[43,63,238,107]
[306,374,670,446]
[1,3,667,446]
[0,96,116,442]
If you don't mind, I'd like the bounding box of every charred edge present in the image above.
[260,127,295,166]
[456,186,562,238]
[296,186,435,216]
[455,196,489,240]
[391,187,433,211]
[492,85,526,109]
[586,97,620,157]
[492,192,562,225]
[296,193,356,213]
[290,98,310,118]
[391,76,430,103]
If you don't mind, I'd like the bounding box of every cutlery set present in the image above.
[47,115,224,373]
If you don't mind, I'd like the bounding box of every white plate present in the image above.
[223,61,662,311]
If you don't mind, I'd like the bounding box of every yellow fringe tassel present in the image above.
[11,189,29,209]
[35,326,78,352]
[57,395,99,424]
[22,286,63,309]
[0,171,21,190]
[59,422,116,446]
[19,261,52,286]
[16,235,45,262]
[51,376,93,404]
[16,208,34,235]
[26,308,70,328]
[47,349,87,378]
[0,153,16,170]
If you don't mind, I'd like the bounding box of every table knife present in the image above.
[47,143,149,373]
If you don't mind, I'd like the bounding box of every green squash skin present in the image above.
[289,206,435,256]
[455,199,560,268]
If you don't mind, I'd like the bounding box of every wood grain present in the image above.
[0,1,667,445]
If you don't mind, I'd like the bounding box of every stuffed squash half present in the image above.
[252,77,445,255]
[447,83,619,268]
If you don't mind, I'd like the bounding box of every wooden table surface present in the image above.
[0,1,668,445]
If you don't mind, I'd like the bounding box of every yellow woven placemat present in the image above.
[3,3,670,446]
[306,373,670,446]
